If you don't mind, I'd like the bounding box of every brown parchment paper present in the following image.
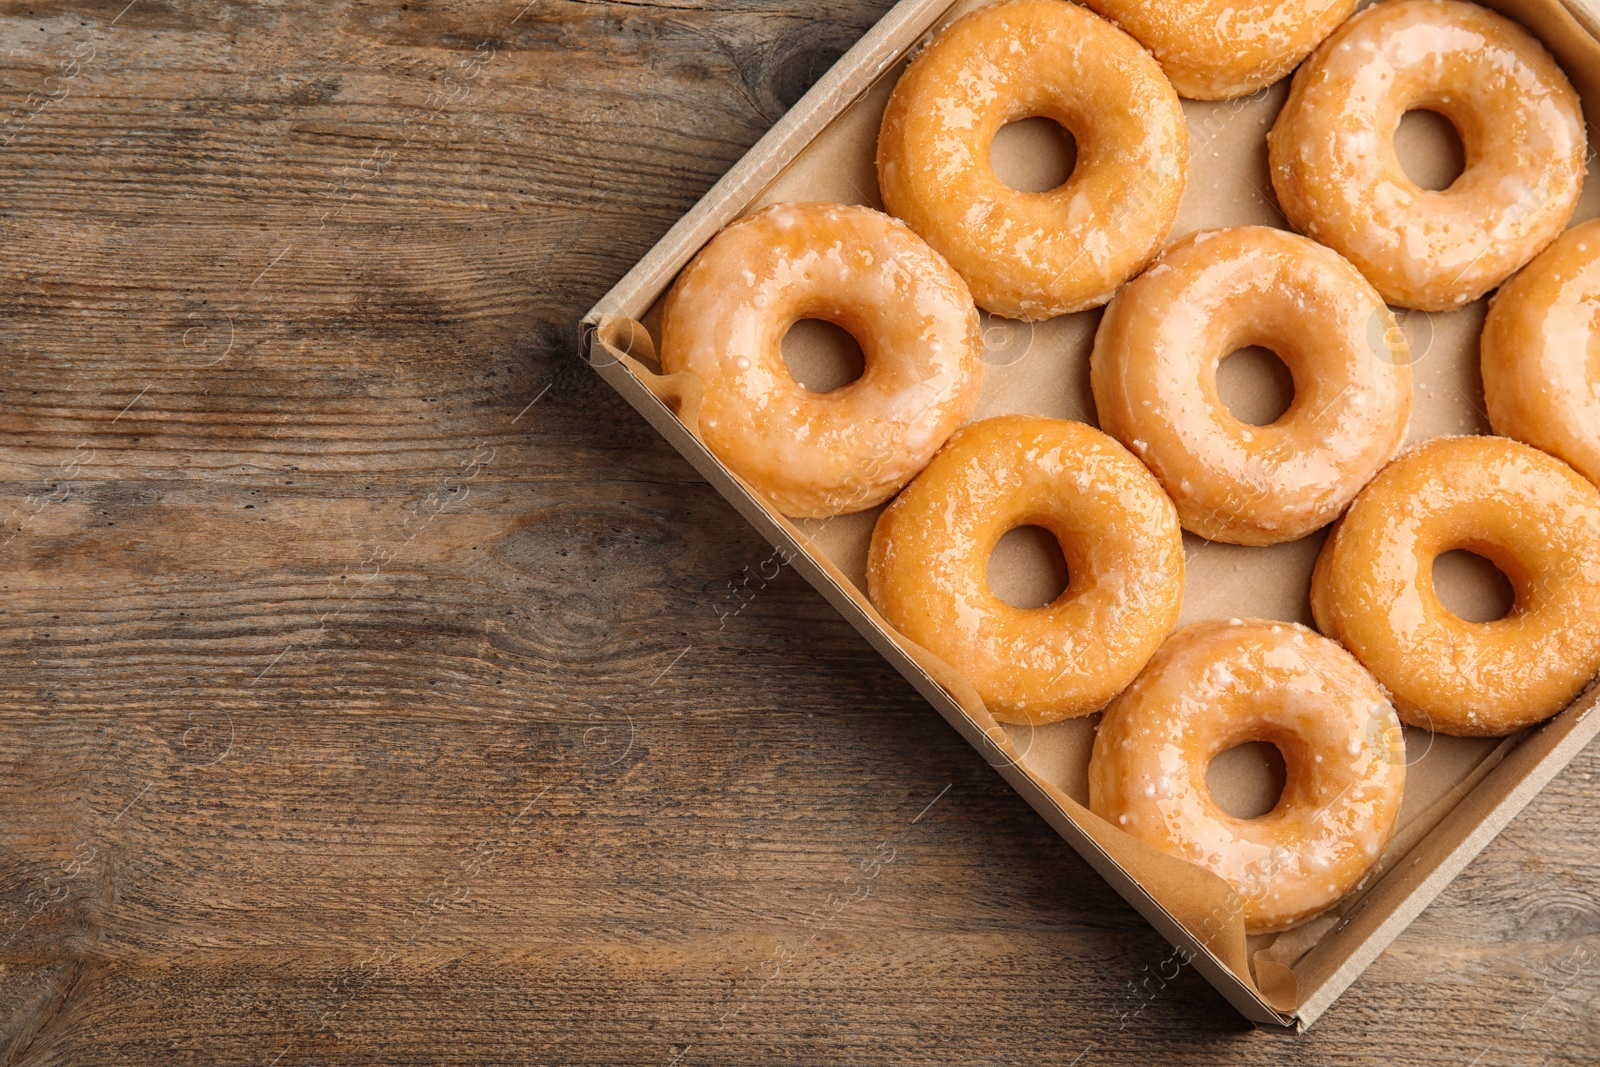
[584,0,1600,1026]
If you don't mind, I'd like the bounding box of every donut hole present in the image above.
[1217,346,1295,427]
[781,318,866,393]
[990,116,1078,194]
[1394,108,1467,192]
[1433,549,1517,623]
[1206,741,1288,820]
[987,525,1071,609]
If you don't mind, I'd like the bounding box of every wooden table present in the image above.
[2,1,1596,1062]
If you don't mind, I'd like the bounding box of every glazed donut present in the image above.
[1089,619,1406,934]
[1090,227,1412,546]
[1079,0,1356,100]
[1312,435,1600,736]
[1268,0,1586,311]
[1482,220,1600,489]
[867,415,1183,725]
[877,0,1187,320]
[659,202,983,519]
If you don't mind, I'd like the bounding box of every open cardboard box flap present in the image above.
[582,0,1600,1028]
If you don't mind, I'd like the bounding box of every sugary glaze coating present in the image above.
[1079,0,1357,100]
[1311,435,1600,736]
[1090,227,1412,546]
[1089,619,1406,934]
[1482,219,1600,489]
[876,0,1187,320]
[659,202,983,518]
[867,415,1183,725]
[1268,0,1586,311]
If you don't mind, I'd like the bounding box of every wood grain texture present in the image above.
[0,0,1596,1063]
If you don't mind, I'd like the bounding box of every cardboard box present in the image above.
[581,0,1600,1028]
